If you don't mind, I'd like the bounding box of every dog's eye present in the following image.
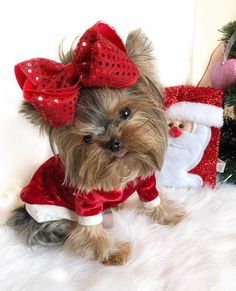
[120,107,131,120]
[179,123,184,129]
[168,122,174,127]
[83,134,93,144]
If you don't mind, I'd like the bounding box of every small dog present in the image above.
[8,22,185,265]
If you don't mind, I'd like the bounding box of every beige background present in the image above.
[192,0,236,84]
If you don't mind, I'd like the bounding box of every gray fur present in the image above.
[7,207,73,246]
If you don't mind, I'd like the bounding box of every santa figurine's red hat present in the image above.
[162,85,224,187]
[164,85,224,127]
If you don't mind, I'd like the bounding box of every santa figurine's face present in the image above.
[166,119,193,137]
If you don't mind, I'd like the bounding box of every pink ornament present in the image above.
[210,59,236,89]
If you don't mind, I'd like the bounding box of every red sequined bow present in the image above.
[15,22,140,127]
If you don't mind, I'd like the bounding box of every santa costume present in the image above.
[156,85,224,188]
[20,156,160,226]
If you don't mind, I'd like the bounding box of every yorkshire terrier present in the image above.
[8,22,185,265]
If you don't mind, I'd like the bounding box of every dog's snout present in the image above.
[106,138,121,152]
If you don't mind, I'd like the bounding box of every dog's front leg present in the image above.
[65,224,131,265]
[144,193,186,225]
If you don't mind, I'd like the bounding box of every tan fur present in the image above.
[19,29,185,264]
[49,86,167,192]
[145,193,186,226]
[65,224,131,265]
[126,29,163,100]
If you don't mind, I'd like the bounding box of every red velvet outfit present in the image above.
[21,156,160,225]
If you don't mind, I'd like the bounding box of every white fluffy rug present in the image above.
[1,185,236,291]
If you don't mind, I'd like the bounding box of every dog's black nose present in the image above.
[106,138,121,152]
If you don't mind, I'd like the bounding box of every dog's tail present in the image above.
[7,206,73,246]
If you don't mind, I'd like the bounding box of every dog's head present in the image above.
[20,29,167,192]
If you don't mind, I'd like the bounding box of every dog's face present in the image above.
[20,29,167,192]
[53,86,166,192]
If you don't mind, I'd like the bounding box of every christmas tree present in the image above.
[218,21,236,184]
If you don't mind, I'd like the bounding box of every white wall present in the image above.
[192,0,236,84]
[0,0,197,193]
[1,0,236,194]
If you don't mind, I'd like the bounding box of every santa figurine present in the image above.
[156,85,224,188]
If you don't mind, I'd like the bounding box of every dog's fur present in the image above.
[8,29,185,265]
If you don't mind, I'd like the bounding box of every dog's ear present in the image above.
[19,101,52,134]
[126,29,163,104]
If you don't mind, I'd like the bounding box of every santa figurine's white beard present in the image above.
[156,123,211,188]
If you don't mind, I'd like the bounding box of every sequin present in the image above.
[165,85,223,109]
[15,22,140,128]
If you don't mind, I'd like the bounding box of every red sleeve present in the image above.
[74,188,126,225]
[137,174,159,202]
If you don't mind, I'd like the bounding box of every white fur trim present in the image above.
[166,102,223,127]
[142,196,161,209]
[78,214,103,226]
[26,204,103,225]
[25,204,78,223]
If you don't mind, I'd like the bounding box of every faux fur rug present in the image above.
[1,185,236,291]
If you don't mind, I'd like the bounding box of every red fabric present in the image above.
[14,22,140,128]
[190,127,221,187]
[20,156,159,217]
[164,85,223,109]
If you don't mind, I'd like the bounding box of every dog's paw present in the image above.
[102,242,131,265]
[148,199,186,226]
